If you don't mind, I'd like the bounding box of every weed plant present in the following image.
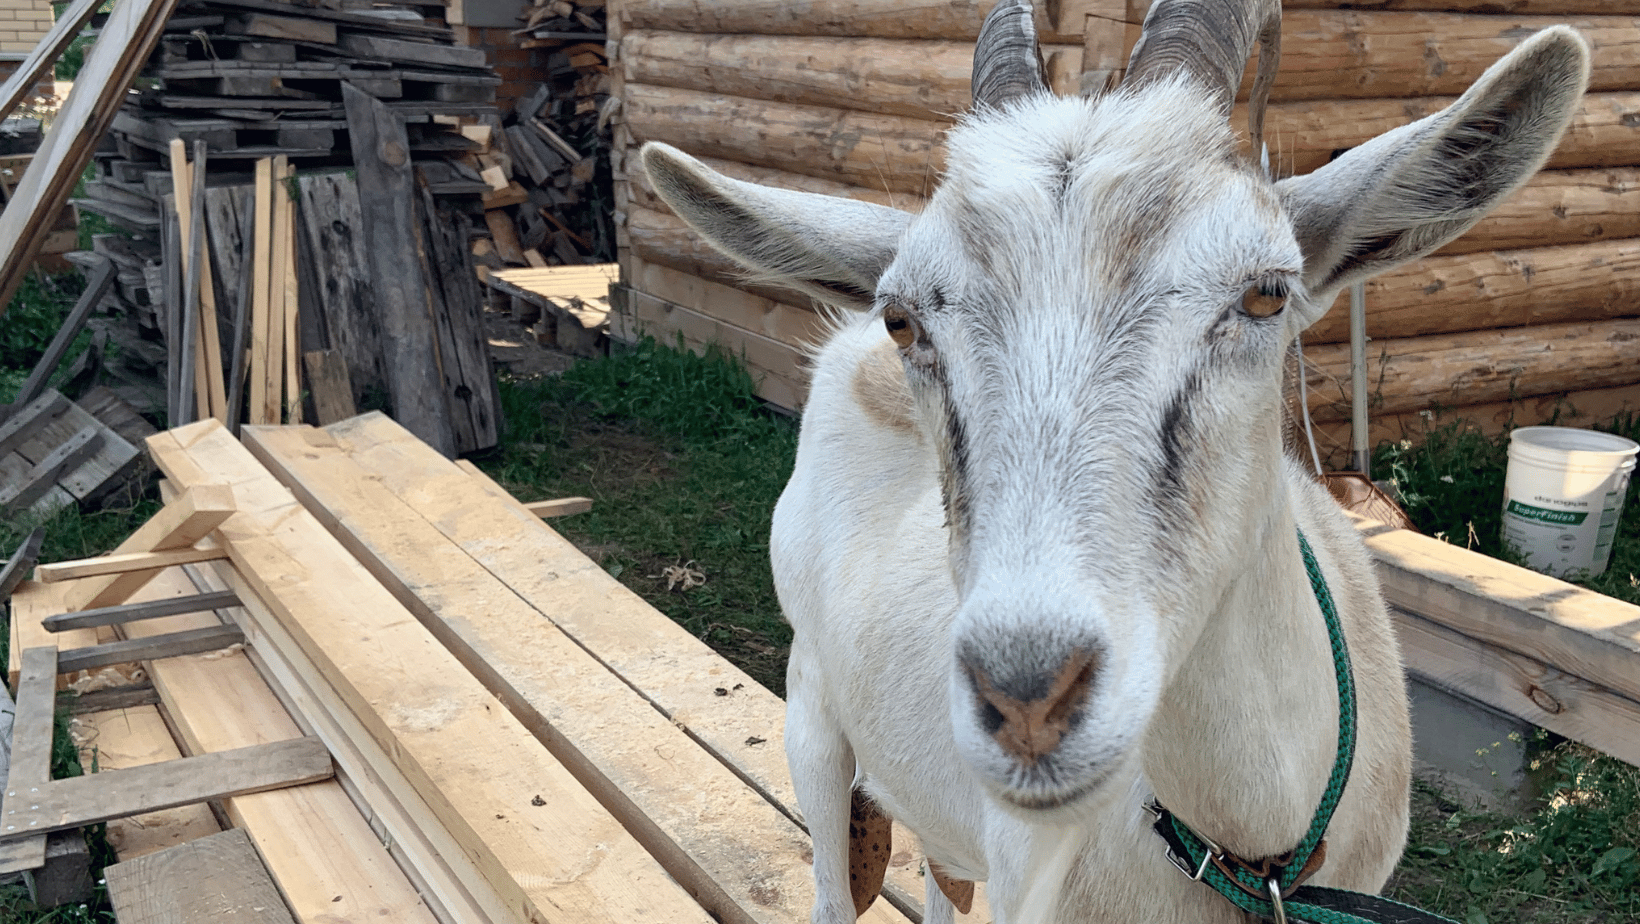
[479,337,799,693]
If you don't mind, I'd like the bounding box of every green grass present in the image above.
[1,272,89,399]
[1376,414,1640,605]
[1387,739,1640,924]
[477,336,799,693]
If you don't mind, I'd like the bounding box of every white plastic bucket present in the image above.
[1502,426,1639,579]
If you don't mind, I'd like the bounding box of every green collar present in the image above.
[1147,528,1359,921]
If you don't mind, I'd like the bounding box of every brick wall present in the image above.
[454,26,548,117]
[0,0,56,57]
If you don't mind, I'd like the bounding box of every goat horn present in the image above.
[1123,0,1282,149]
[972,0,1047,110]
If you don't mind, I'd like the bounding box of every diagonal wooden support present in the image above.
[61,483,235,612]
[0,647,61,874]
[0,527,45,603]
[42,589,241,633]
[57,624,244,675]
[0,736,331,843]
[36,547,228,584]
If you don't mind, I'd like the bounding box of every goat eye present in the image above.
[1240,279,1287,318]
[883,305,917,348]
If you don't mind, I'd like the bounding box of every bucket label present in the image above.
[1504,500,1588,526]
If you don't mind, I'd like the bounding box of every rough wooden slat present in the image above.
[522,497,593,519]
[0,527,45,603]
[415,182,498,454]
[44,590,240,633]
[0,427,101,514]
[0,0,181,315]
[0,392,70,460]
[106,828,294,924]
[149,419,722,924]
[300,350,357,425]
[0,738,332,841]
[294,173,384,413]
[62,484,235,611]
[11,258,116,412]
[35,548,228,584]
[342,83,455,456]
[0,648,58,874]
[57,624,244,675]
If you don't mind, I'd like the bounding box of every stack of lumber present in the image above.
[468,3,613,270]
[5,414,994,923]
[481,261,617,355]
[606,0,1640,457]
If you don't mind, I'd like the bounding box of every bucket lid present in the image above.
[1510,426,1640,459]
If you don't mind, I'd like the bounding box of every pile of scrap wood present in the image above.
[469,0,612,270]
[0,0,500,457]
[2,413,983,923]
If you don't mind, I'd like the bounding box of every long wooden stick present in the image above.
[226,187,256,434]
[172,140,202,425]
[282,161,302,424]
[265,154,289,424]
[193,140,228,422]
[249,157,274,425]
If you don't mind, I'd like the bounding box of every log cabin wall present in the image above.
[606,0,1640,462]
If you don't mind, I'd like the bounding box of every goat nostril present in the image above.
[965,648,1100,766]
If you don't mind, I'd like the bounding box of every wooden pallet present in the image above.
[482,263,617,357]
[0,390,142,521]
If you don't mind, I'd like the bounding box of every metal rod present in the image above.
[1349,281,1370,478]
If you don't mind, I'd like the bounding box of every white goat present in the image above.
[641,1,1590,921]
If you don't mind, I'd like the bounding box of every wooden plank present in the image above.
[300,350,356,425]
[0,0,181,316]
[68,687,163,714]
[1350,514,1640,707]
[337,34,487,69]
[0,427,103,513]
[249,158,275,426]
[171,140,203,424]
[343,83,456,457]
[35,548,228,583]
[0,527,45,602]
[0,0,102,121]
[73,707,223,859]
[62,485,236,612]
[264,155,290,425]
[249,422,916,924]
[0,391,70,460]
[107,828,295,924]
[304,413,988,922]
[228,11,337,44]
[0,648,58,874]
[11,258,116,411]
[44,590,240,633]
[1393,607,1640,768]
[522,497,593,518]
[109,566,448,924]
[416,183,498,454]
[57,624,245,674]
[294,173,384,414]
[0,738,331,842]
[281,163,302,425]
[45,401,140,505]
[148,418,720,924]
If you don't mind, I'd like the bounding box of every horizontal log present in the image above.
[623,31,1086,118]
[1436,167,1640,256]
[630,84,1640,200]
[1301,318,1640,421]
[1251,91,1640,178]
[618,0,1085,43]
[621,15,1640,114]
[1284,0,1639,13]
[627,255,830,350]
[624,82,949,197]
[1306,236,1640,345]
[1243,12,1640,102]
[1302,381,1640,471]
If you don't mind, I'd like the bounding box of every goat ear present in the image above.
[641,142,911,311]
[1277,26,1589,313]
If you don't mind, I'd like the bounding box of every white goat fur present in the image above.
[642,25,1590,924]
